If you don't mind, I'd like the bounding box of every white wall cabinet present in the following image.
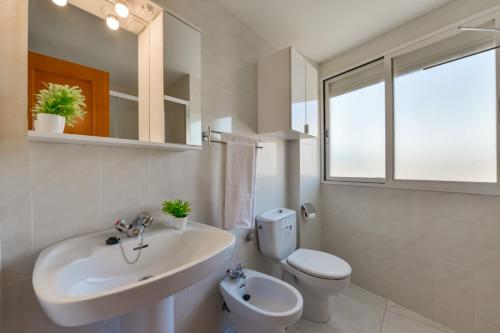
[258,47,318,139]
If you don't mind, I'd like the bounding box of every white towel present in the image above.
[222,133,258,229]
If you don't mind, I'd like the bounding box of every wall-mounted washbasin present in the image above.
[33,222,235,330]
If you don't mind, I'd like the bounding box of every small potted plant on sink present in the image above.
[161,199,191,230]
[32,83,86,134]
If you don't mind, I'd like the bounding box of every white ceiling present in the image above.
[218,0,452,63]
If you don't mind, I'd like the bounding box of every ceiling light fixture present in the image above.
[114,1,129,18]
[106,14,120,30]
[52,0,68,6]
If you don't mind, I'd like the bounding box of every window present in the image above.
[325,59,386,180]
[393,32,497,183]
[323,17,500,193]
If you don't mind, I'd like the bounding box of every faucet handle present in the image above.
[141,214,153,228]
[115,219,130,233]
[227,263,245,280]
[133,213,153,228]
[127,225,144,237]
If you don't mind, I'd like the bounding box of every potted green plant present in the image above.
[32,83,86,134]
[161,199,191,230]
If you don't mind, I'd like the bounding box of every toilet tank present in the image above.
[255,208,297,260]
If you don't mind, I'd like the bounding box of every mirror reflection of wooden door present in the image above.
[28,51,110,136]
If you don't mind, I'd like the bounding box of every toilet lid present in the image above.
[287,249,352,280]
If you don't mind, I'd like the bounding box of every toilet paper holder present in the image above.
[301,203,317,222]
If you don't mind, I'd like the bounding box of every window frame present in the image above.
[322,10,500,195]
[324,57,387,184]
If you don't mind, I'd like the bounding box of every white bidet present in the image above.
[219,268,303,333]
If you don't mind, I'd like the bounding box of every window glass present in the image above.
[393,35,497,183]
[327,59,386,179]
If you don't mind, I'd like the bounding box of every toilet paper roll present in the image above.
[303,211,316,222]
[307,212,316,220]
[301,203,317,222]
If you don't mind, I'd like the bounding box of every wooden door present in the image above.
[28,51,110,136]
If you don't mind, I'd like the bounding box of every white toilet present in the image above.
[256,208,352,323]
[220,268,303,333]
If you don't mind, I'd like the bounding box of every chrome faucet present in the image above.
[227,263,246,280]
[115,213,153,238]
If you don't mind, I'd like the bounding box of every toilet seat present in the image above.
[287,249,351,280]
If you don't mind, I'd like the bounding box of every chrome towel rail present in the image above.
[202,126,263,149]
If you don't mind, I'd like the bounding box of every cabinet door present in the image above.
[305,61,318,137]
[290,48,306,134]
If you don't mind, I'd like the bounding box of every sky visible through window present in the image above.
[394,50,496,182]
[329,82,385,178]
[329,50,497,183]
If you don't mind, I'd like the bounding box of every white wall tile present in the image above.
[322,185,499,333]
[475,217,500,328]
[0,141,33,285]
[31,143,102,251]
[476,320,500,333]
[101,148,150,226]
[433,300,474,333]
[433,218,475,269]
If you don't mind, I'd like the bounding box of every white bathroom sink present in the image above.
[33,222,235,327]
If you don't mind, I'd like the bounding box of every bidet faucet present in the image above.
[227,263,246,280]
[115,213,153,238]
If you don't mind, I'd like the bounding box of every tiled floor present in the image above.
[225,284,457,333]
[293,284,456,333]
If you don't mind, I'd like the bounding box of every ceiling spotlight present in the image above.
[52,0,68,6]
[114,1,129,18]
[106,14,120,31]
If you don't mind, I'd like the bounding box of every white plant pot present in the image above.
[173,216,188,230]
[36,113,65,134]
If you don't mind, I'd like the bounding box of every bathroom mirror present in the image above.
[163,11,202,146]
[28,0,147,139]
[27,0,203,147]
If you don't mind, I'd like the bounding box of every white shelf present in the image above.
[164,95,190,106]
[27,131,202,151]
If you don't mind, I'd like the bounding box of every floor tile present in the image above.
[341,284,388,309]
[287,319,304,333]
[382,311,455,333]
[386,301,455,333]
[328,292,386,333]
[298,320,341,333]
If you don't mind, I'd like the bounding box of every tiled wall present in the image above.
[321,185,500,333]
[0,0,288,332]
[298,138,322,250]
[287,138,322,251]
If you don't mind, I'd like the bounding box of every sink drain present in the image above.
[138,275,153,281]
